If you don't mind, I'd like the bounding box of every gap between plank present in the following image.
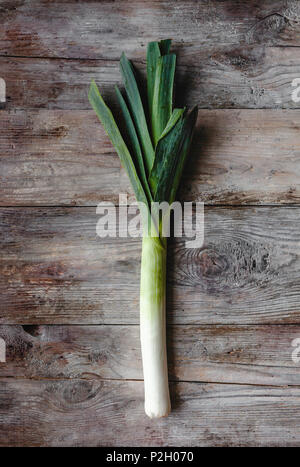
[0,204,300,209]
[13,323,300,327]
[0,375,298,388]
[1,44,300,62]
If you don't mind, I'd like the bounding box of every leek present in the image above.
[89,40,198,418]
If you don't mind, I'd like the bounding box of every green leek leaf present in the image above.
[120,53,154,174]
[169,106,198,204]
[149,107,198,203]
[88,80,150,209]
[159,108,185,140]
[159,39,172,55]
[115,85,152,204]
[149,113,184,200]
[147,41,161,121]
[151,54,176,146]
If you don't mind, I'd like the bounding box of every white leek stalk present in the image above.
[140,235,170,418]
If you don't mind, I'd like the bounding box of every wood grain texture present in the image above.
[1,1,299,61]
[1,46,300,110]
[1,0,300,447]
[1,206,299,324]
[1,324,300,386]
[0,109,300,205]
[1,378,300,446]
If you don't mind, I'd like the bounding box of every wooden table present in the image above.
[0,0,300,446]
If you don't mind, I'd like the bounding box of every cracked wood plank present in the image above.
[1,1,300,61]
[1,378,300,446]
[0,206,299,324]
[0,109,299,205]
[0,324,300,386]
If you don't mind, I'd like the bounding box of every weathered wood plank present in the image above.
[0,206,299,324]
[1,324,300,386]
[0,378,300,446]
[1,1,299,61]
[1,109,300,205]
[1,46,300,110]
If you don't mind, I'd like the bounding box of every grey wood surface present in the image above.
[1,378,300,447]
[1,0,300,447]
[1,46,300,110]
[1,0,300,60]
[0,206,299,325]
[1,324,300,386]
[1,109,300,205]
